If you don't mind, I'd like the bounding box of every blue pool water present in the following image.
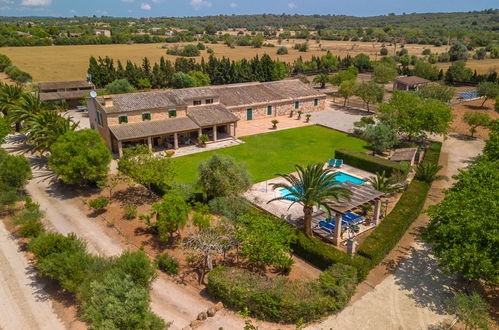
[279,171,365,200]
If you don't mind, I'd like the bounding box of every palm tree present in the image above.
[368,171,403,195]
[9,93,47,131]
[313,73,330,89]
[0,83,24,130]
[268,164,352,236]
[415,162,447,184]
[25,111,78,153]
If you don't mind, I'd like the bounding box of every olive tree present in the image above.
[477,81,499,108]
[197,154,251,198]
[363,122,398,155]
[463,112,491,137]
[354,81,385,112]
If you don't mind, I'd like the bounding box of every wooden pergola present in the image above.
[326,182,385,246]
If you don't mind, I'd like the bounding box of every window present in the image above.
[142,112,151,121]
[246,108,253,120]
[314,98,319,106]
[205,98,214,104]
[118,115,128,124]
[295,101,300,109]
[96,110,103,126]
[267,105,272,115]
[193,100,202,106]
[168,109,177,118]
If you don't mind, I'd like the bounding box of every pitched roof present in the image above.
[38,80,94,91]
[390,148,418,162]
[39,90,90,101]
[170,87,218,100]
[100,91,186,114]
[394,76,430,86]
[109,117,198,141]
[187,105,239,126]
[213,80,324,108]
[327,182,384,214]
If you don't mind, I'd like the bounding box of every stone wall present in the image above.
[230,96,326,121]
[107,106,188,126]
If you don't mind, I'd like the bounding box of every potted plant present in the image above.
[289,110,294,118]
[305,114,311,122]
[198,134,209,147]
[271,119,279,129]
[297,111,303,120]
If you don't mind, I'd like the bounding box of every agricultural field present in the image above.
[435,58,499,74]
[1,39,452,82]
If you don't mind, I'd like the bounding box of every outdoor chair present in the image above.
[328,158,337,167]
[317,220,335,233]
[335,159,343,168]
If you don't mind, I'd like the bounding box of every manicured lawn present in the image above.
[173,125,368,184]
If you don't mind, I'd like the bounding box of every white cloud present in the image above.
[69,9,76,14]
[229,2,237,8]
[140,2,151,10]
[20,0,51,6]
[288,2,296,9]
[189,0,212,10]
[0,0,14,4]
[121,0,134,3]
[95,9,108,15]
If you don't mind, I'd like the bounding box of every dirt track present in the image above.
[0,221,65,330]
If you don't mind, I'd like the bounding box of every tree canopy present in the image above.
[378,91,453,139]
[417,84,455,103]
[49,129,112,185]
[197,153,251,198]
[0,149,32,191]
[354,81,384,112]
[363,123,398,155]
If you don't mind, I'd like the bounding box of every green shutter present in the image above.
[314,98,318,106]
[267,105,272,115]
[142,112,151,121]
[119,115,128,124]
[169,110,177,118]
[246,108,253,120]
[295,101,299,109]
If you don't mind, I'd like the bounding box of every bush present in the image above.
[334,149,409,177]
[123,204,137,220]
[13,207,45,238]
[207,265,356,323]
[293,42,309,52]
[276,46,288,55]
[29,232,87,260]
[0,53,12,71]
[113,251,157,288]
[87,196,109,212]
[105,78,136,94]
[196,42,206,50]
[380,47,388,56]
[4,65,32,83]
[0,149,32,190]
[208,196,252,220]
[155,253,179,275]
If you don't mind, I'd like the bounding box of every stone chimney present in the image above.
[103,95,113,107]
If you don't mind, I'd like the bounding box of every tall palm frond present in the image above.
[0,83,24,116]
[8,92,48,130]
[268,163,352,235]
[25,111,79,154]
[368,171,404,195]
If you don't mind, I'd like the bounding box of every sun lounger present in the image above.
[335,159,343,168]
[341,212,365,225]
[317,220,335,233]
[328,158,337,167]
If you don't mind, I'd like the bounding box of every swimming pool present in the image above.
[279,171,366,200]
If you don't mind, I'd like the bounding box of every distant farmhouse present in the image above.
[393,76,430,91]
[39,80,95,108]
[92,29,111,37]
[87,80,326,156]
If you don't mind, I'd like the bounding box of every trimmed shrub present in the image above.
[155,253,179,275]
[13,208,45,238]
[88,196,109,212]
[207,265,356,323]
[29,233,87,260]
[123,204,137,220]
[334,149,409,177]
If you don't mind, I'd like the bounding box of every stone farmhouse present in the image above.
[87,80,326,156]
[39,80,95,108]
[393,75,430,91]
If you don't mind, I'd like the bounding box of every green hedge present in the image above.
[334,149,409,177]
[207,264,357,323]
[356,141,441,268]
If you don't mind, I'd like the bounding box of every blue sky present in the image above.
[1,0,497,18]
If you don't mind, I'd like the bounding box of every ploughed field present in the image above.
[173,125,368,184]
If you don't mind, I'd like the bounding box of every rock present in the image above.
[207,307,216,317]
[190,320,202,328]
[214,302,224,311]
[197,311,207,321]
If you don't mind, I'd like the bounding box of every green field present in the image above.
[173,125,368,184]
